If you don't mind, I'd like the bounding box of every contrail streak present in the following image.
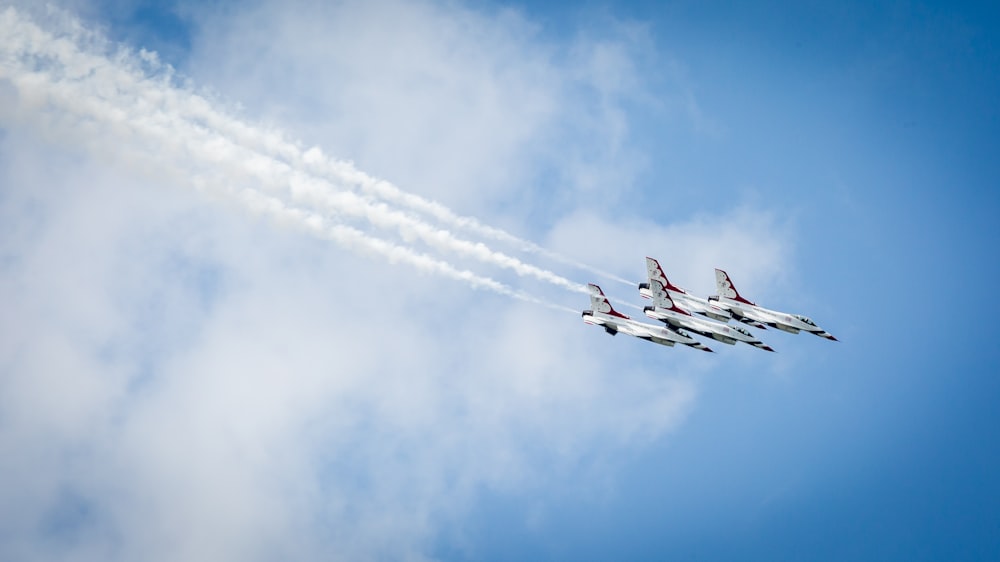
[0,7,597,297]
[0,67,566,312]
[0,7,586,313]
[303,153,637,286]
[0,6,629,288]
[237,188,579,313]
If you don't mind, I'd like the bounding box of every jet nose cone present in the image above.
[824,333,839,341]
[760,345,775,352]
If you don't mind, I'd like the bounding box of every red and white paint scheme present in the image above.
[710,269,838,341]
[582,283,713,352]
[638,257,733,322]
[643,279,775,352]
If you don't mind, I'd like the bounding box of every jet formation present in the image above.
[582,257,837,352]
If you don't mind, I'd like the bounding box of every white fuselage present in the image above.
[639,286,732,322]
[582,310,709,350]
[714,297,831,337]
[644,305,766,347]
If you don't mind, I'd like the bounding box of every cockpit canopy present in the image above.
[733,326,751,337]
[793,314,816,326]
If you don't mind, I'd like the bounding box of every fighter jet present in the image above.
[643,278,775,351]
[710,269,838,341]
[638,257,734,322]
[582,284,713,352]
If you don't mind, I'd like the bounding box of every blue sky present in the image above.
[516,3,1000,559]
[1,1,998,560]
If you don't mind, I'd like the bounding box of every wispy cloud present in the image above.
[0,3,790,561]
[0,6,595,305]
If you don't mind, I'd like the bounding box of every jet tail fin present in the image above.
[714,269,755,305]
[588,284,629,319]
[649,280,692,316]
[646,257,684,293]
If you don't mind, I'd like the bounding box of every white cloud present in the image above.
[183,0,659,220]
[0,2,792,561]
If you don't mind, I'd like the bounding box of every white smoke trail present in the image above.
[276,170,593,294]
[610,298,644,312]
[213,172,582,314]
[0,6,600,298]
[237,187,580,314]
[303,153,637,286]
[253,137,636,286]
[0,7,587,314]
[269,130,638,288]
[0,6,631,288]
